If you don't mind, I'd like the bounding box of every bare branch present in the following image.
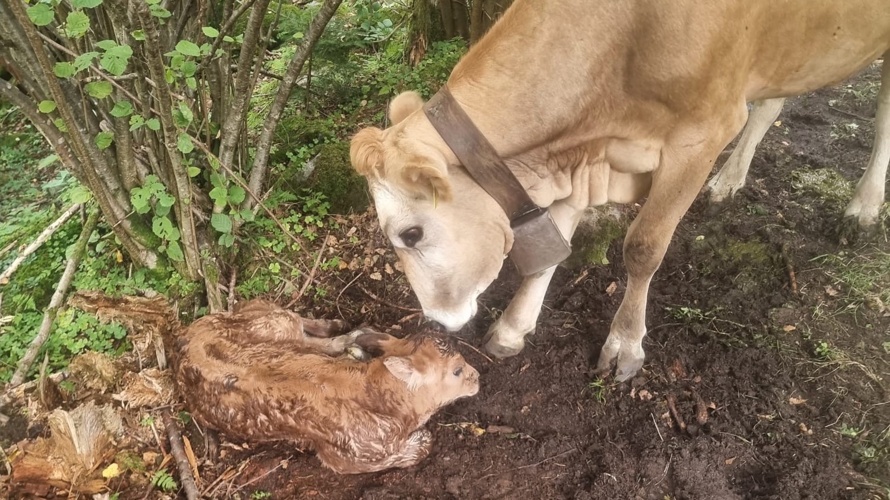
[162,411,201,500]
[245,0,344,210]
[0,204,83,286]
[9,209,99,387]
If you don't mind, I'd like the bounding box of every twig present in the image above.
[651,412,664,442]
[0,203,82,285]
[9,210,97,386]
[336,272,364,319]
[358,285,422,312]
[163,410,200,500]
[691,389,710,425]
[666,393,687,432]
[0,240,17,261]
[227,267,237,313]
[781,243,799,295]
[286,235,328,309]
[457,339,494,363]
[828,105,873,122]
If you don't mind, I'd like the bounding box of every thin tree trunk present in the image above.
[244,0,343,212]
[9,210,99,387]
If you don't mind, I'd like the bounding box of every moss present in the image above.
[563,209,627,269]
[304,142,369,214]
[790,168,854,209]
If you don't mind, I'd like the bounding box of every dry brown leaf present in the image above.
[782,325,797,332]
[605,282,618,296]
[789,396,807,405]
[369,272,382,281]
[385,263,394,275]
[725,457,737,465]
[182,435,200,484]
[824,285,840,297]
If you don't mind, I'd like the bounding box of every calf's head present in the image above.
[351,92,512,331]
[369,333,480,405]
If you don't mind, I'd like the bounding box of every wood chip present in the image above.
[789,396,807,405]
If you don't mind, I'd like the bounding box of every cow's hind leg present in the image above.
[598,112,746,381]
[707,98,785,206]
[841,58,890,239]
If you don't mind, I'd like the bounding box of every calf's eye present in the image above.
[453,366,463,376]
[399,226,423,248]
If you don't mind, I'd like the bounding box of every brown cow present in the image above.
[350,0,890,381]
[174,300,480,474]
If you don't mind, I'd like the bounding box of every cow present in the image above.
[349,0,890,381]
[708,81,889,237]
[175,300,480,474]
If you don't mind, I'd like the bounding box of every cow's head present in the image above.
[351,91,513,331]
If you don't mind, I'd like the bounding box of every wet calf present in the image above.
[174,300,480,474]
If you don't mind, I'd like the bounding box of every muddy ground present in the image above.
[5,66,889,499]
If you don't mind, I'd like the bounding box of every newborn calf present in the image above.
[174,300,480,474]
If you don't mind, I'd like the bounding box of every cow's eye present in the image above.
[453,366,463,377]
[399,226,423,248]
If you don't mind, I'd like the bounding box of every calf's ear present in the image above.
[350,127,384,177]
[384,356,424,391]
[389,91,424,125]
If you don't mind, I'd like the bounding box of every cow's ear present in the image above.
[402,163,453,202]
[389,91,424,125]
[350,127,384,176]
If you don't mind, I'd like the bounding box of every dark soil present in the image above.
[198,66,890,500]
[6,67,887,500]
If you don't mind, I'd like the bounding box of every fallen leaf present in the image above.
[605,282,618,296]
[725,457,737,465]
[102,463,121,479]
[782,325,797,332]
[346,226,357,237]
[824,285,840,297]
[369,272,382,281]
[789,396,807,405]
[637,389,653,401]
[384,263,394,275]
[773,120,782,127]
[519,360,532,374]
[143,451,160,465]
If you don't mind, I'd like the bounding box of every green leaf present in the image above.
[152,216,174,239]
[157,192,176,208]
[178,103,193,124]
[175,40,200,57]
[130,188,150,214]
[218,233,235,248]
[187,166,201,178]
[69,185,93,203]
[95,39,117,50]
[110,100,133,118]
[131,30,145,41]
[209,172,225,188]
[85,81,113,99]
[177,133,194,154]
[227,185,245,205]
[95,131,114,149]
[223,35,234,43]
[211,213,232,233]
[38,100,57,113]
[53,118,68,133]
[129,115,145,131]
[149,4,171,19]
[72,0,103,8]
[54,62,75,79]
[209,186,227,207]
[202,26,219,38]
[99,44,132,76]
[65,11,90,38]
[38,154,59,169]
[27,4,54,26]
[181,60,197,77]
[166,241,184,262]
[186,77,197,90]
[73,51,99,72]
[239,208,255,223]
[146,118,161,131]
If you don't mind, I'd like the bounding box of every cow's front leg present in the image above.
[598,114,745,381]
[484,200,585,358]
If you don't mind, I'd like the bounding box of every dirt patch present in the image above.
[5,67,888,499]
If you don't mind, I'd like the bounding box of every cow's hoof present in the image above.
[836,215,882,245]
[484,337,525,358]
[703,195,731,217]
[346,345,369,361]
[596,337,645,382]
[482,322,529,358]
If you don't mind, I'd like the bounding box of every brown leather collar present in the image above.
[423,85,541,224]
